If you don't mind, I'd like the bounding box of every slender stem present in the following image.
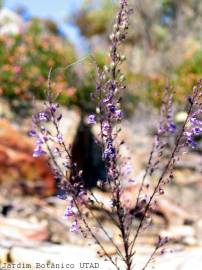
[141,245,159,270]
[116,193,132,270]
[73,198,120,270]
[87,204,125,260]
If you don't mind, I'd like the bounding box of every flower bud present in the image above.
[110,62,116,69]
[96,107,100,114]
[114,88,118,94]
[113,24,119,31]
[115,31,121,39]
[120,55,126,61]
[110,34,115,40]
[104,65,109,72]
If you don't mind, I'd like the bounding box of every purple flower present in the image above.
[28,130,37,137]
[184,106,202,148]
[168,123,176,133]
[57,194,67,200]
[192,127,202,135]
[70,220,78,232]
[103,95,112,103]
[35,138,44,145]
[64,207,74,217]
[50,103,59,113]
[53,147,60,157]
[184,131,197,148]
[35,136,48,145]
[188,137,197,148]
[120,0,127,5]
[33,146,46,157]
[103,143,115,160]
[57,134,63,144]
[115,109,123,119]
[190,117,202,127]
[38,112,49,121]
[107,103,116,113]
[128,179,137,184]
[88,114,96,124]
[102,121,110,132]
[40,126,46,133]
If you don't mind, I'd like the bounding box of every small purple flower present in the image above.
[190,117,202,126]
[38,112,49,121]
[35,138,44,145]
[184,106,202,148]
[168,123,176,133]
[128,179,137,184]
[70,220,78,232]
[33,146,46,157]
[103,143,115,160]
[192,127,202,135]
[88,114,96,124]
[103,95,112,103]
[102,121,110,132]
[28,130,37,137]
[50,103,59,113]
[35,136,48,145]
[57,134,63,144]
[53,147,60,157]
[64,207,74,217]
[57,194,67,200]
[115,109,123,119]
[120,0,127,5]
[188,138,197,148]
[184,131,197,148]
[40,126,46,133]
[107,103,116,113]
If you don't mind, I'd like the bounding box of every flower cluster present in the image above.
[183,84,202,148]
[30,100,88,232]
[29,102,63,158]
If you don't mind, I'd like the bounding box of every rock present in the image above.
[0,119,55,196]
[0,217,48,243]
[160,225,195,244]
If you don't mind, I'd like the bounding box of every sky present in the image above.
[3,0,87,53]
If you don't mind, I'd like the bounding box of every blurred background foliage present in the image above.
[0,18,77,108]
[1,0,202,113]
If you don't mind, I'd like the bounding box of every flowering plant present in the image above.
[30,1,202,269]
[0,18,76,105]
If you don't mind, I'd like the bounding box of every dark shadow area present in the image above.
[71,121,107,188]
